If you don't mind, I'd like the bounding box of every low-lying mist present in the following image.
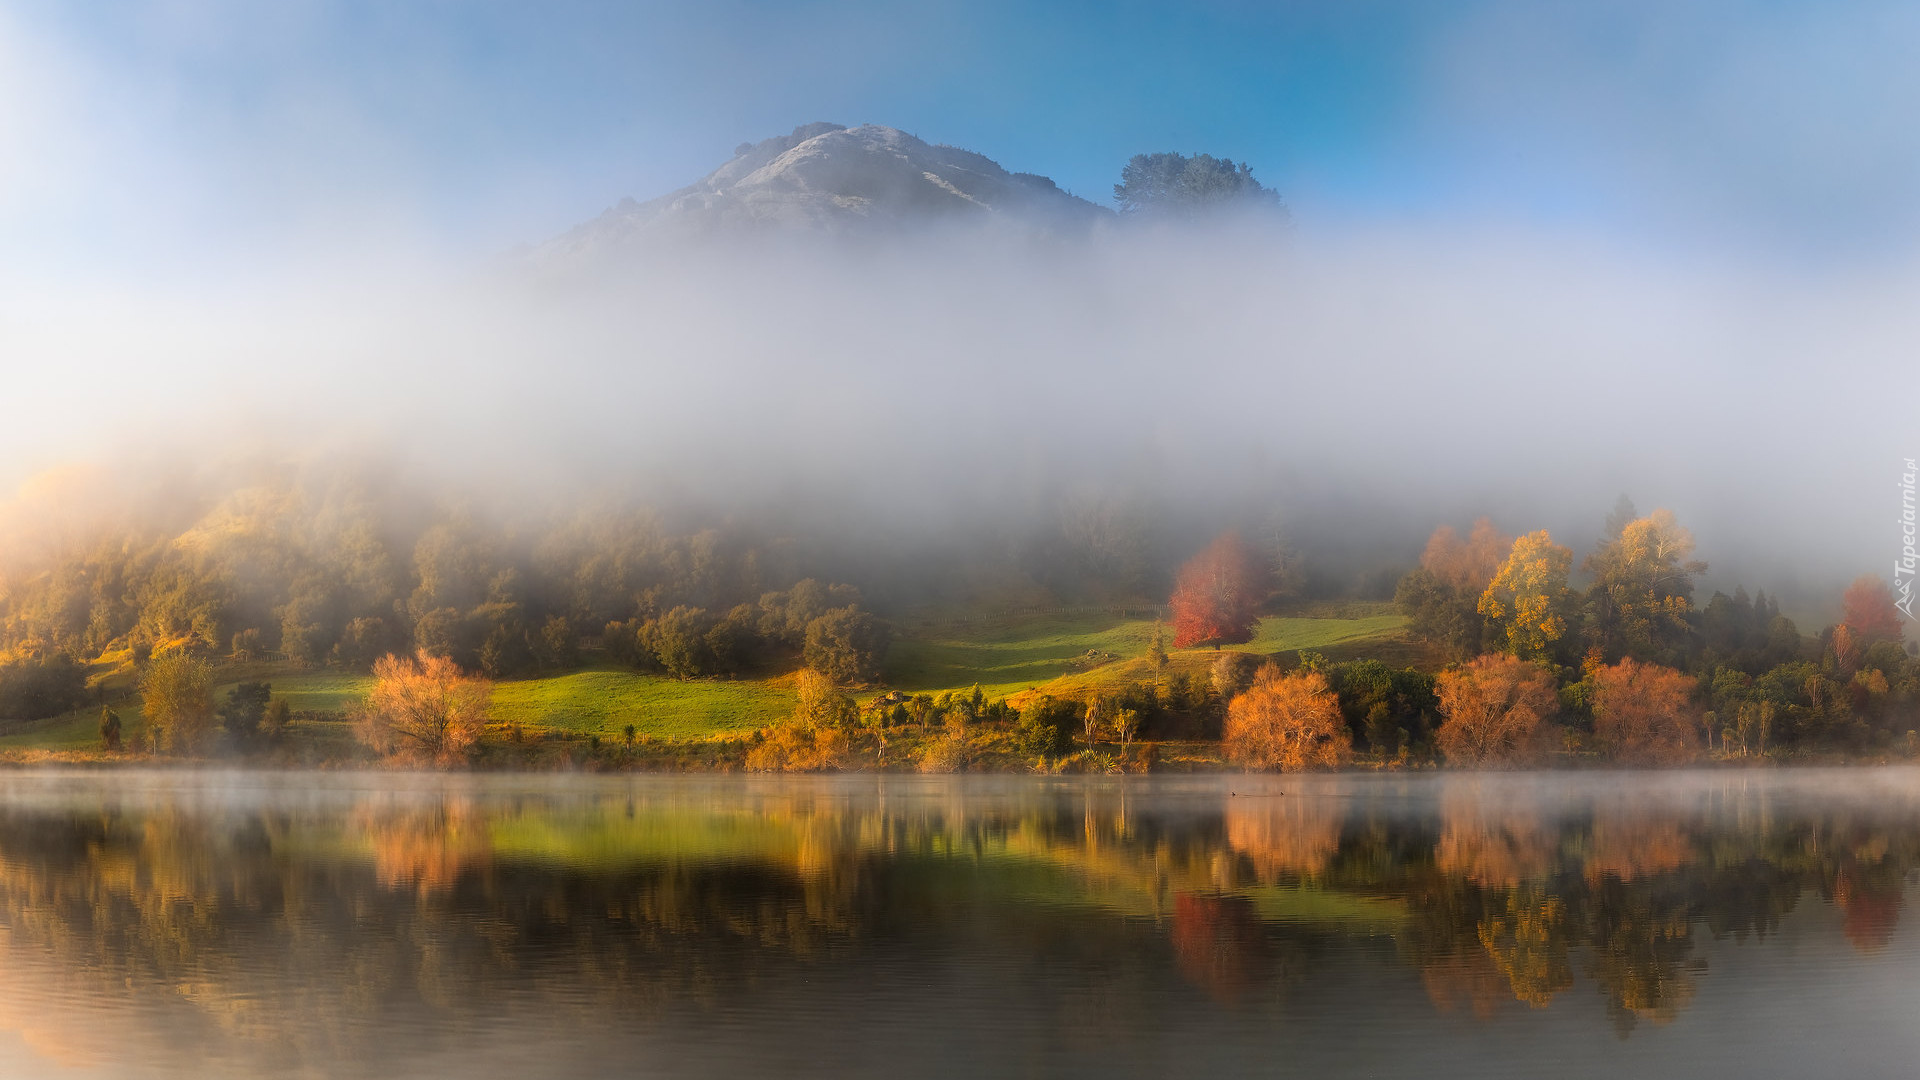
[2,214,1913,620]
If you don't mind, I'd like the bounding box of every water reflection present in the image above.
[0,770,1913,1077]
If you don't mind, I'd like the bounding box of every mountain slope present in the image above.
[540,123,1109,261]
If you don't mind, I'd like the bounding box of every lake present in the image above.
[0,768,1913,1078]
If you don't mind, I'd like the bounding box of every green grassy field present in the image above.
[488,669,794,739]
[238,667,795,741]
[884,606,1413,702]
[885,612,1162,698]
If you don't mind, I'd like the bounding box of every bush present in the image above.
[1013,696,1077,757]
[745,724,849,771]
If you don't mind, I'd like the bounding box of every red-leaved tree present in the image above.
[1841,574,1905,644]
[1170,532,1265,648]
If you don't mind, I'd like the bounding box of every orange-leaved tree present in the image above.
[1170,531,1266,648]
[1422,517,1513,592]
[1590,658,1699,765]
[1223,663,1351,771]
[1435,654,1559,767]
[1842,574,1904,644]
[357,650,492,765]
[1478,531,1574,661]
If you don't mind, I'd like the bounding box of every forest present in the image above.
[0,462,1911,771]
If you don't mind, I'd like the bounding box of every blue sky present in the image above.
[4,0,1918,271]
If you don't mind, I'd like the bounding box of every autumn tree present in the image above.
[1591,659,1701,765]
[1478,531,1575,661]
[793,667,858,731]
[1584,509,1706,659]
[1841,575,1905,644]
[1434,655,1559,767]
[139,652,215,754]
[1397,518,1512,657]
[356,650,492,765]
[1170,532,1266,648]
[1223,663,1352,771]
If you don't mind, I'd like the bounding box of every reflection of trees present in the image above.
[363,798,492,894]
[1583,813,1692,885]
[1419,949,1509,1019]
[0,775,1911,1067]
[1477,886,1574,1007]
[1585,876,1699,1033]
[1170,893,1269,1003]
[1433,787,1558,888]
[1224,796,1344,883]
[1832,863,1904,951]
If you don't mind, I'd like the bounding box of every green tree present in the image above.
[217,682,272,747]
[802,607,889,685]
[1114,152,1283,218]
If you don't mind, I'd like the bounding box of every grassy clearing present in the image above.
[885,607,1413,703]
[488,668,795,740]
[885,612,1161,699]
[236,666,795,740]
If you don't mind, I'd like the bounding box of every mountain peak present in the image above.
[539,123,1109,262]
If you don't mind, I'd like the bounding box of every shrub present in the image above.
[1013,696,1077,758]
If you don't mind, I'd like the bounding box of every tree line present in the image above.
[1166,497,1918,766]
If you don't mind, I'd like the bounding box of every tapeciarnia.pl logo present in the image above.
[1899,457,1917,621]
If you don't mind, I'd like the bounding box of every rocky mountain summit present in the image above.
[539,123,1110,261]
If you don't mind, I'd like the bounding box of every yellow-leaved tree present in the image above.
[139,652,215,754]
[1478,531,1574,661]
[1585,509,1705,656]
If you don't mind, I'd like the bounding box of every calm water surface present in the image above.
[0,768,1915,1078]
